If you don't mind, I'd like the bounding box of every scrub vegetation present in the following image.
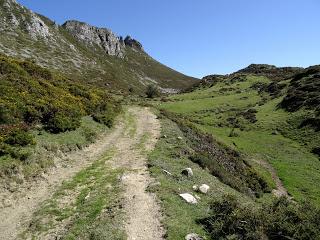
[0,54,121,180]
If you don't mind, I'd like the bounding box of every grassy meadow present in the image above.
[157,75,320,206]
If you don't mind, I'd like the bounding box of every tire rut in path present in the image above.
[0,120,124,240]
[0,106,164,240]
[111,107,164,240]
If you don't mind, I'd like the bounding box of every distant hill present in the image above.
[159,63,320,206]
[0,0,198,92]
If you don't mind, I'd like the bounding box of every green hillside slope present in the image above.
[158,65,320,206]
[0,0,198,92]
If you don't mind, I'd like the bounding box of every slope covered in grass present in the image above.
[158,69,320,206]
[0,0,198,93]
[148,115,320,240]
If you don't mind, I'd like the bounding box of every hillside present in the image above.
[0,0,198,92]
[158,64,320,205]
[1,1,320,239]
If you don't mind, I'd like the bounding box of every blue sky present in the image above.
[18,0,320,78]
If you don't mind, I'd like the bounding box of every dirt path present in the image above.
[252,158,288,197]
[0,106,164,240]
[112,107,164,240]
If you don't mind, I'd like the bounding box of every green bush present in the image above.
[0,53,121,168]
[44,111,81,133]
[92,112,114,128]
[0,105,13,124]
[199,196,320,240]
[4,129,35,146]
[92,103,119,128]
[82,126,97,143]
[19,61,52,80]
[145,84,159,98]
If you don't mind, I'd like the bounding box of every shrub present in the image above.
[199,195,265,239]
[92,103,119,128]
[19,61,52,80]
[238,108,258,123]
[82,126,97,143]
[92,113,113,128]
[4,129,35,146]
[23,106,42,124]
[0,105,13,124]
[44,111,81,133]
[311,147,320,157]
[145,84,159,98]
[199,196,320,240]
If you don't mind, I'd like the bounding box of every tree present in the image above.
[145,84,159,98]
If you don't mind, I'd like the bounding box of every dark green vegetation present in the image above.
[157,65,320,206]
[201,195,320,240]
[0,0,198,93]
[145,84,160,98]
[0,54,120,179]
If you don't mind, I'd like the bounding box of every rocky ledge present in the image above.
[62,20,143,58]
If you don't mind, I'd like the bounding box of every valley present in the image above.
[0,0,319,239]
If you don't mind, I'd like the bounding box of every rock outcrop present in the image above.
[0,0,198,91]
[63,20,125,57]
[124,36,143,51]
[62,21,144,58]
[0,0,52,39]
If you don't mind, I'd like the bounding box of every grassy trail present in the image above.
[0,107,164,240]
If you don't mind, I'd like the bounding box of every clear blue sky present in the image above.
[18,0,320,78]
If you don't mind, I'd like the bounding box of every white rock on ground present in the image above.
[162,169,172,176]
[185,233,203,240]
[199,184,210,194]
[192,185,198,191]
[181,168,193,177]
[179,193,198,204]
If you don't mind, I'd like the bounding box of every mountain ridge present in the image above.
[0,0,198,92]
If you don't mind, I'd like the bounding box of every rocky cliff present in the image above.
[0,0,198,92]
[62,20,125,57]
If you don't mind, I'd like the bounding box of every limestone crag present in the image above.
[124,36,143,51]
[25,12,52,39]
[0,0,198,90]
[0,0,52,38]
[63,20,126,58]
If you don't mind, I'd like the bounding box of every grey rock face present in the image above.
[124,36,143,51]
[25,12,52,39]
[1,0,52,39]
[63,20,125,58]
